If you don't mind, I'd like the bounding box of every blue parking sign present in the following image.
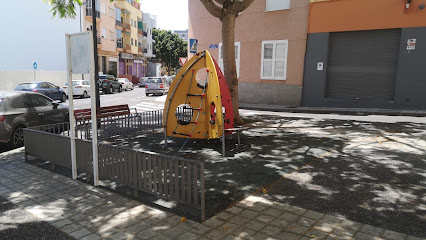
[190,39,198,54]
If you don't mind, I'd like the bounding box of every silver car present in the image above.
[145,77,169,96]
[0,91,69,148]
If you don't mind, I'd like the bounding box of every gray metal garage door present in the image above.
[326,29,401,101]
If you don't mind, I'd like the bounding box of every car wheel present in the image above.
[109,86,114,94]
[61,93,67,102]
[82,91,88,98]
[9,126,25,148]
[118,86,122,93]
[146,93,149,96]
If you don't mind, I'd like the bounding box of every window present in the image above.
[47,83,57,89]
[109,7,114,18]
[218,42,240,78]
[265,0,290,11]
[100,3,106,14]
[131,38,133,45]
[135,40,138,46]
[26,95,52,107]
[101,28,107,38]
[110,30,114,40]
[261,40,288,80]
[11,97,26,109]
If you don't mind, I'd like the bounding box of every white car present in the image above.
[63,80,91,98]
[117,78,134,91]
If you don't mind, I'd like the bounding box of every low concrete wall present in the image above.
[239,82,303,106]
[0,71,90,90]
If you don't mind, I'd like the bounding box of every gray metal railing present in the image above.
[31,109,164,141]
[23,125,205,221]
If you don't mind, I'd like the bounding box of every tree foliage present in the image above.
[43,0,82,18]
[153,29,188,74]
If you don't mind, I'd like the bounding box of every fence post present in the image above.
[200,162,205,222]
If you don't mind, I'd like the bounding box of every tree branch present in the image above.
[213,0,226,5]
[199,0,223,19]
[234,0,255,13]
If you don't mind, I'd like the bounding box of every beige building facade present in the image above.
[188,0,309,106]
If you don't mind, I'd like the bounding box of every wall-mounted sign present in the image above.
[407,39,416,51]
[119,53,144,61]
[190,39,198,53]
[209,44,218,49]
[317,62,324,71]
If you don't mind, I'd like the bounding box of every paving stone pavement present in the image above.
[0,150,423,240]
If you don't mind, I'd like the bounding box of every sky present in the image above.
[0,0,80,71]
[140,0,188,31]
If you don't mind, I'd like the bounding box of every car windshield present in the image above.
[15,83,37,90]
[64,81,82,86]
[147,78,162,83]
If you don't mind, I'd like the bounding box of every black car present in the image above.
[99,75,122,94]
[0,91,69,148]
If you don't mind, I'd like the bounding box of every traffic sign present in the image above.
[189,39,198,54]
[209,44,218,49]
[33,62,37,70]
[179,57,188,66]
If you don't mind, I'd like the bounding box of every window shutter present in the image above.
[274,42,287,79]
[262,43,273,78]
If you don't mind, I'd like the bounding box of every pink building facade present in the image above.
[188,0,309,106]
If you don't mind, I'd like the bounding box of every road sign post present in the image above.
[33,61,37,82]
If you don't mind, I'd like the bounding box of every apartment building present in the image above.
[174,30,188,42]
[84,0,118,76]
[303,0,426,109]
[83,0,145,81]
[142,13,157,59]
[188,0,309,106]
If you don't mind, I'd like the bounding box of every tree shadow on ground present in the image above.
[0,196,73,240]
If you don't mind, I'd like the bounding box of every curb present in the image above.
[240,105,426,117]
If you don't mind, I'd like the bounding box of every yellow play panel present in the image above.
[163,51,223,139]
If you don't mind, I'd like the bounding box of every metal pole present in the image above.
[92,0,100,109]
[80,2,85,80]
[65,35,78,179]
[33,69,35,83]
[89,32,100,187]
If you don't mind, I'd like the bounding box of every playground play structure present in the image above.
[163,50,243,154]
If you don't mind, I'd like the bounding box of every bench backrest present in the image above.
[74,104,130,121]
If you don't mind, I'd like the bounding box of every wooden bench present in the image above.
[75,104,135,121]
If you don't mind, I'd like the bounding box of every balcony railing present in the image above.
[116,20,122,27]
[124,44,131,52]
[138,29,142,36]
[122,23,131,32]
[86,8,100,18]
[116,41,123,49]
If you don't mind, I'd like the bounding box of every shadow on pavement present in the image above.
[0,196,73,240]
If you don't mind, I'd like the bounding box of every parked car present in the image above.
[63,80,91,98]
[15,82,67,102]
[145,77,169,96]
[0,91,69,148]
[117,78,134,91]
[99,75,122,94]
[139,77,148,88]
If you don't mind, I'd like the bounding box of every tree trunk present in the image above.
[222,12,243,125]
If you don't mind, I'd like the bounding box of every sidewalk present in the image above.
[240,103,426,117]
[0,148,422,240]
